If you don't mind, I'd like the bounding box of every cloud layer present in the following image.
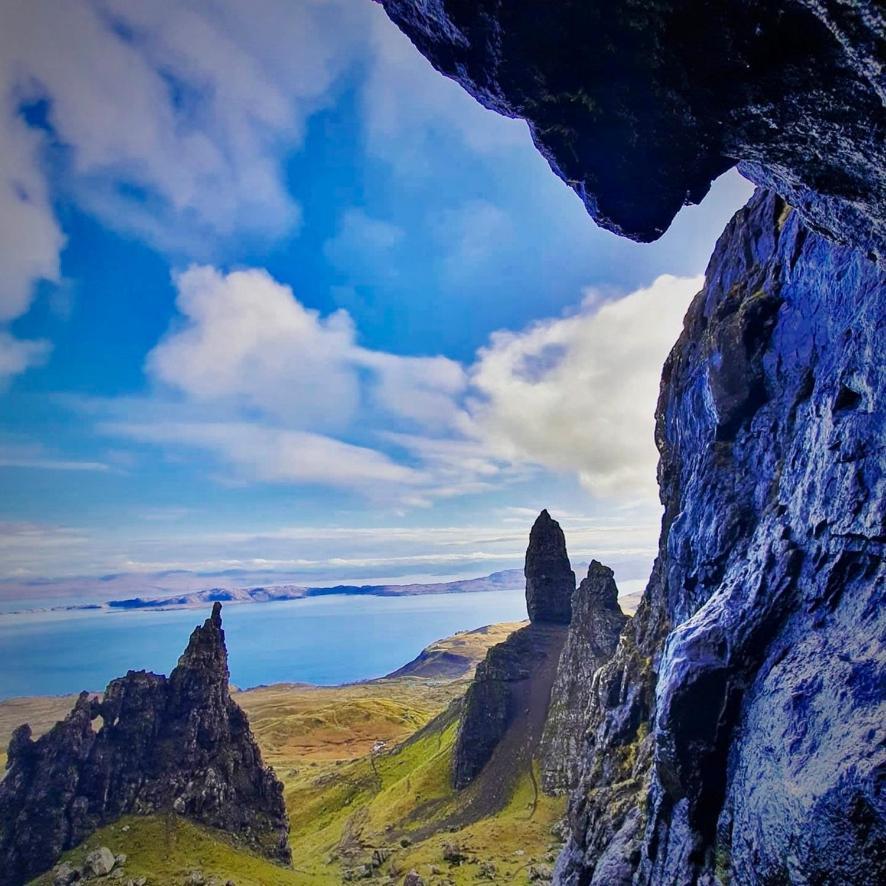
[99,265,700,506]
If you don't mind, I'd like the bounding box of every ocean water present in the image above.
[0,589,528,700]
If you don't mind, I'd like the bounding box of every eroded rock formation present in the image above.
[525,509,576,624]
[0,603,290,885]
[540,561,628,794]
[452,510,577,790]
[377,0,885,259]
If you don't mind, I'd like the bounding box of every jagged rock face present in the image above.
[555,191,885,884]
[525,510,576,624]
[451,622,566,790]
[377,0,886,259]
[540,562,628,794]
[0,603,290,885]
[452,510,577,789]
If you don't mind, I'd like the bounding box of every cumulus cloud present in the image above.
[97,265,480,504]
[468,274,702,498]
[148,266,467,433]
[0,0,374,380]
[125,267,701,506]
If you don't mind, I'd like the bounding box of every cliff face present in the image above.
[557,191,885,884]
[540,562,628,795]
[377,0,885,259]
[0,603,291,885]
[377,4,885,884]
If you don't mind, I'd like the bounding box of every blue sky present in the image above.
[0,0,753,598]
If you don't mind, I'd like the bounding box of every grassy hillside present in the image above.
[13,620,566,884]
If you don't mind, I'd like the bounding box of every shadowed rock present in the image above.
[0,603,290,885]
[377,0,886,259]
[452,510,576,790]
[541,562,629,793]
[525,510,576,624]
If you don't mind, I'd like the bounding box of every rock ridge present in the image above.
[0,603,291,885]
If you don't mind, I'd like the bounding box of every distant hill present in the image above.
[43,568,526,614]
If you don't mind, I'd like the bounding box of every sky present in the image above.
[0,0,754,601]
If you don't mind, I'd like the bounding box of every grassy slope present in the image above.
[17,620,565,883]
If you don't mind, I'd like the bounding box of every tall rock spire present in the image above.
[0,604,290,884]
[524,509,576,624]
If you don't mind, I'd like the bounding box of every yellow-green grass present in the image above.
[29,815,302,885]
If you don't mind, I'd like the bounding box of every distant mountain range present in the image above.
[26,568,527,614]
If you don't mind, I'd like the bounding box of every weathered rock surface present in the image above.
[555,191,885,884]
[0,603,290,885]
[525,510,576,625]
[451,621,566,790]
[540,562,628,794]
[452,510,576,789]
[377,0,886,259]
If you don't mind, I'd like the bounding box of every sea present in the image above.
[0,589,528,700]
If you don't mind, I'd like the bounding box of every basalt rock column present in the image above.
[0,603,291,885]
[525,509,576,624]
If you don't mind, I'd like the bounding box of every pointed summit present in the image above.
[0,604,290,882]
[525,510,576,624]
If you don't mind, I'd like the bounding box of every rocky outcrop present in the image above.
[452,510,576,790]
[540,562,628,794]
[0,603,290,885]
[555,191,885,884]
[451,622,566,791]
[377,5,885,884]
[525,510,576,624]
[377,0,885,259]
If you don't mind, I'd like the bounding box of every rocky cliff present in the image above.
[540,562,628,795]
[378,0,885,258]
[0,603,291,885]
[378,3,885,884]
[452,510,575,790]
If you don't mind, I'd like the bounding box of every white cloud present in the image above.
[148,266,361,430]
[147,265,467,433]
[468,274,702,498]
[0,0,365,246]
[110,268,701,506]
[104,419,421,496]
[0,331,50,385]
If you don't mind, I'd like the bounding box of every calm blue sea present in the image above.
[0,589,528,700]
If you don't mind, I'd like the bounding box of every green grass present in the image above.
[30,815,302,886]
